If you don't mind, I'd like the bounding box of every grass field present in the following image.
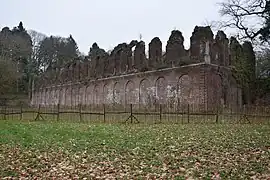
[0,120,270,179]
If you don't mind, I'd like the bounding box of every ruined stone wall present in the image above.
[31,26,243,111]
[32,64,204,108]
[205,65,242,110]
[32,64,239,111]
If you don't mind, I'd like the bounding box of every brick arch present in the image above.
[38,89,41,105]
[37,90,40,105]
[208,73,222,110]
[139,78,153,106]
[64,86,69,106]
[41,89,44,103]
[54,88,60,105]
[52,88,57,105]
[42,89,46,105]
[155,77,167,104]
[125,80,136,105]
[65,86,72,106]
[59,87,66,106]
[64,87,68,106]
[50,88,55,105]
[103,83,111,104]
[79,86,86,105]
[177,74,192,107]
[43,89,47,105]
[46,88,51,105]
[85,85,92,105]
[73,85,80,106]
[50,87,55,105]
[113,82,121,104]
[70,87,75,106]
[70,86,75,106]
[46,89,50,105]
[35,89,42,105]
[32,90,37,105]
[41,89,45,105]
[93,84,100,104]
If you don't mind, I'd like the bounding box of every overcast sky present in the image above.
[0,0,223,54]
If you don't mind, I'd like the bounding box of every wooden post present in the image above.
[216,106,219,123]
[38,104,41,118]
[159,104,162,123]
[125,104,139,123]
[130,104,133,123]
[10,107,12,121]
[243,104,250,124]
[230,106,233,123]
[34,105,40,121]
[20,103,23,121]
[236,105,240,123]
[267,107,270,125]
[255,106,258,122]
[79,104,82,122]
[57,104,60,121]
[181,105,184,124]
[187,104,190,123]
[34,104,45,121]
[3,106,7,120]
[103,104,106,123]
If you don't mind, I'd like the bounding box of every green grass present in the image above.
[0,120,270,179]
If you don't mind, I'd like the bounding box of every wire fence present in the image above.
[0,104,270,124]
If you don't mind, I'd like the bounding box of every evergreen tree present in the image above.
[37,35,79,71]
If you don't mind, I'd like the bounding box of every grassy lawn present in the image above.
[0,120,270,179]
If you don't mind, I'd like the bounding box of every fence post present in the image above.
[103,104,106,123]
[130,104,133,123]
[57,104,60,121]
[3,106,7,120]
[255,106,258,122]
[159,104,162,123]
[216,106,219,124]
[79,104,82,122]
[20,103,23,121]
[34,104,41,121]
[38,104,41,118]
[187,104,190,123]
[230,106,233,122]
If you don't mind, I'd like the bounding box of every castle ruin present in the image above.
[31,26,243,111]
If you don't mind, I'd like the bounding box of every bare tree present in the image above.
[27,30,47,99]
[28,30,46,63]
[202,19,221,31]
[217,0,269,43]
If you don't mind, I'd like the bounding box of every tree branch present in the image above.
[217,0,269,42]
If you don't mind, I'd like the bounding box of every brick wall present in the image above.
[31,26,243,111]
[32,63,240,111]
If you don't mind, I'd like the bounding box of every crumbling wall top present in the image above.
[36,25,255,89]
[191,26,214,41]
[168,30,184,43]
[215,30,228,41]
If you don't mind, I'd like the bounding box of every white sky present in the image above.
[0,0,224,54]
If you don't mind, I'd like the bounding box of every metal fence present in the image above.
[0,104,270,124]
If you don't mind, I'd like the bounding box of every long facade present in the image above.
[31,26,242,111]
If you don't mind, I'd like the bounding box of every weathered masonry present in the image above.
[31,26,243,111]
